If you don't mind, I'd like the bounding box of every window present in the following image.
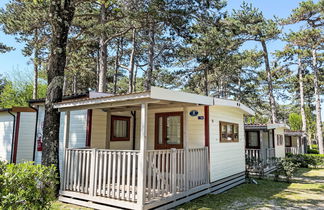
[155,112,183,149]
[220,121,239,142]
[246,131,260,148]
[111,116,130,141]
[277,134,283,146]
[285,136,292,147]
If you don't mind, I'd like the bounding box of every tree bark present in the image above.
[312,49,323,154]
[98,4,108,92]
[128,28,136,93]
[298,56,308,149]
[33,50,39,99]
[145,24,155,91]
[42,0,75,194]
[204,66,208,96]
[113,39,120,94]
[261,40,277,123]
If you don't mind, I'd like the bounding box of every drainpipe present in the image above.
[8,110,15,164]
[131,111,136,150]
[29,103,39,162]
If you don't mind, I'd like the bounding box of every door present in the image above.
[155,112,183,149]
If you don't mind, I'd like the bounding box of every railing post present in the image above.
[89,148,97,197]
[171,148,177,195]
[137,103,148,209]
[61,111,70,191]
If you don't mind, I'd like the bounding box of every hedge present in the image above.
[0,161,58,210]
[286,153,324,168]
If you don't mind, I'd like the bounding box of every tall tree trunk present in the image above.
[312,49,323,154]
[42,0,75,194]
[261,40,277,123]
[145,24,155,91]
[98,4,108,92]
[133,64,137,92]
[32,29,39,99]
[298,56,307,149]
[114,39,120,94]
[128,28,136,93]
[33,49,39,99]
[204,67,208,96]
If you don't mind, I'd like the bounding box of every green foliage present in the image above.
[274,158,300,183]
[0,73,47,108]
[305,154,324,167]
[0,161,58,210]
[307,145,319,154]
[286,153,324,168]
[288,113,302,131]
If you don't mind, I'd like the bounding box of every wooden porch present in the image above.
[285,146,304,155]
[59,147,209,209]
[245,148,276,173]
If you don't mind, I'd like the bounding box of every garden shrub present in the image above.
[274,158,300,183]
[305,154,324,167]
[0,162,58,210]
[286,154,324,168]
[307,145,319,154]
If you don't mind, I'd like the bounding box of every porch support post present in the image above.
[61,111,70,190]
[106,110,111,149]
[183,106,189,191]
[137,103,148,208]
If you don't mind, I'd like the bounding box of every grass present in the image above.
[177,168,324,210]
[53,168,324,210]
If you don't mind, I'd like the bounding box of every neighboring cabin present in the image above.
[0,107,36,163]
[245,123,305,174]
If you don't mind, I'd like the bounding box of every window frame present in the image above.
[285,136,292,147]
[154,112,183,149]
[277,134,283,146]
[245,130,260,149]
[111,115,131,141]
[219,121,239,143]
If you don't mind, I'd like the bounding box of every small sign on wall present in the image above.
[189,110,199,116]
[198,116,204,120]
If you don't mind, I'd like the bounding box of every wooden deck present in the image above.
[245,148,276,173]
[60,147,209,209]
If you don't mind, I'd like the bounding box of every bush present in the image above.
[307,145,319,154]
[274,158,300,183]
[305,154,324,167]
[0,162,58,210]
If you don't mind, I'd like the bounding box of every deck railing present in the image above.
[245,148,276,168]
[285,147,303,155]
[62,147,209,205]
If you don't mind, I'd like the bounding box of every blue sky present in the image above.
[0,0,323,118]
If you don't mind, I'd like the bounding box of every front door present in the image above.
[155,112,183,149]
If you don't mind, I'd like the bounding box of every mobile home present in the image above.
[0,107,36,163]
[245,123,289,173]
[284,130,305,155]
[53,87,254,210]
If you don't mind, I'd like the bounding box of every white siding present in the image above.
[16,112,36,163]
[34,106,45,164]
[90,109,107,148]
[90,106,206,150]
[34,105,88,172]
[209,106,245,182]
[275,127,285,158]
[58,110,88,173]
[0,112,15,161]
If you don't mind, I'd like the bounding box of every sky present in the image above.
[0,0,323,118]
